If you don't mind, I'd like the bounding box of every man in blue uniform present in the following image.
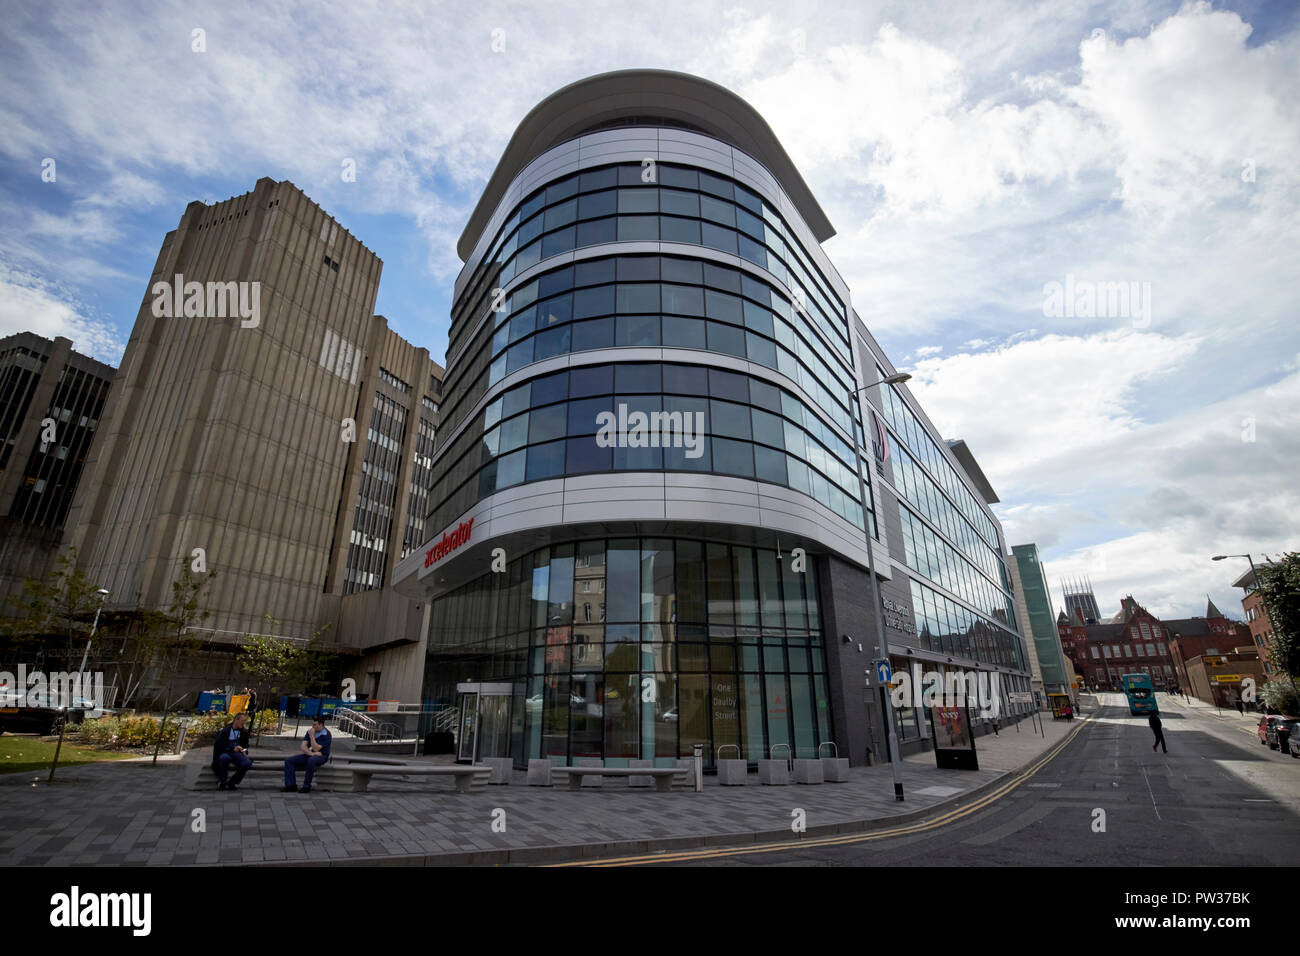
[283,716,331,792]
[212,712,252,790]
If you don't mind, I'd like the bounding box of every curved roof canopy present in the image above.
[458,69,835,261]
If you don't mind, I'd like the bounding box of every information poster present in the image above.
[930,704,979,770]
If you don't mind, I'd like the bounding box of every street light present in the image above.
[850,370,911,802]
[77,588,111,681]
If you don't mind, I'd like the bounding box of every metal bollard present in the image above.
[692,743,703,792]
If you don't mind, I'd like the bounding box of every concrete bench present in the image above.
[348,764,491,793]
[552,766,688,792]
[183,751,370,791]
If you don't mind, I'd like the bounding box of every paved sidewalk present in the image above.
[0,714,1082,866]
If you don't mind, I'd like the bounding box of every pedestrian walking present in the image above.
[1149,711,1167,753]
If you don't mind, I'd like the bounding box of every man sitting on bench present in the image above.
[212,711,252,790]
[283,716,331,793]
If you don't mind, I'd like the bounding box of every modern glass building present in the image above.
[393,70,1032,767]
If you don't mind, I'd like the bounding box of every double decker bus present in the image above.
[1121,673,1158,716]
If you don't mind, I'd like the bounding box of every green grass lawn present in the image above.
[0,734,137,774]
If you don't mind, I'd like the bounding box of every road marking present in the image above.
[1140,766,1161,821]
[546,716,1093,867]
[962,804,1055,846]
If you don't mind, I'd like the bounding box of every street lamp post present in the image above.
[851,371,910,802]
[77,588,111,684]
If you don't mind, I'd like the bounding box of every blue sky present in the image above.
[2,0,1297,622]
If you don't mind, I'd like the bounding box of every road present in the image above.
[626,694,1300,866]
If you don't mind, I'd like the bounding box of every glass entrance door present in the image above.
[457,692,478,761]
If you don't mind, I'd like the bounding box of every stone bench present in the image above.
[348,764,491,793]
[552,766,688,792]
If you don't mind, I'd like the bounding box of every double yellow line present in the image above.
[548,716,1090,866]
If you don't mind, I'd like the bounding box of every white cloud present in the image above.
[0,264,124,360]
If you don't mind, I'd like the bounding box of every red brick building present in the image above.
[1165,598,1255,692]
[1058,596,1178,691]
[1232,567,1279,677]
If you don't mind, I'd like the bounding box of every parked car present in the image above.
[1288,732,1300,759]
[1269,718,1299,752]
[1258,714,1295,746]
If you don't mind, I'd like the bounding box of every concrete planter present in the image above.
[717,759,748,785]
[628,759,654,788]
[792,758,824,784]
[482,756,512,784]
[526,758,552,786]
[757,759,790,785]
[576,757,603,787]
[821,757,851,782]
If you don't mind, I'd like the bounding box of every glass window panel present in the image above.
[572,316,614,351]
[528,403,567,443]
[618,188,658,213]
[660,189,699,217]
[703,263,742,293]
[615,363,661,392]
[576,217,616,247]
[757,550,783,627]
[745,332,777,368]
[698,172,734,198]
[567,398,610,436]
[578,190,616,219]
[506,337,534,373]
[749,379,781,411]
[708,368,748,402]
[574,285,615,319]
[648,674,677,759]
[709,400,751,440]
[765,674,790,757]
[660,217,701,244]
[613,444,662,470]
[713,437,754,477]
[701,223,738,254]
[525,439,565,482]
[661,257,702,285]
[497,449,525,488]
[663,441,711,471]
[786,457,811,495]
[751,408,784,447]
[754,445,787,484]
[616,314,661,347]
[580,166,618,191]
[662,314,706,349]
[662,284,705,316]
[706,321,746,357]
[533,324,570,360]
[742,300,774,336]
[663,364,709,395]
[531,371,568,405]
[565,435,611,473]
[738,235,767,268]
[544,199,577,230]
[705,289,743,325]
[547,175,579,203]
[603,672,639,759]
[616,256,659,281]
[660,165,698,189]
[569,364,613,397]
[699,195,736,226]
[617,216,659,241]
[537,294,572,327]
[499,413,529,452]
[574,259,616,289]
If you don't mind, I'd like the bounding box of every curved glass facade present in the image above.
[423,536,832,766]
[425,358,871,534]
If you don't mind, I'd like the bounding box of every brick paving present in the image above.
[0,713,1078,865]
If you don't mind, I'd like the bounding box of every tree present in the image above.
[118,562,216,709]
[284,625,338,700]
[4,546,105,670]
[238,618,301,741]
[1259,678,1299,716]
[1255,552,1300,676]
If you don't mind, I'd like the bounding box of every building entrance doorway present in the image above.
[455,682,512,762]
